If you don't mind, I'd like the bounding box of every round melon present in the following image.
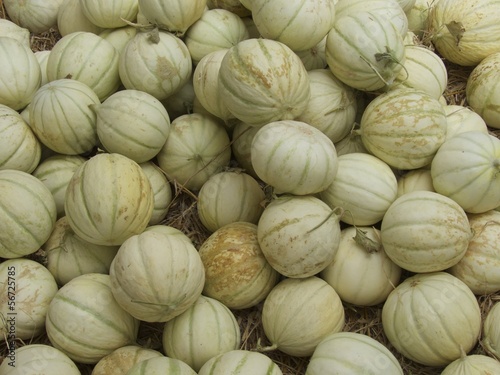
[0,169,57,259]
[431,131,500,213]
[45,273,140,364]
[139,161,173,226]
[257,195,341,278]
[46,31,120,101]
[109,230,205,322]
[392,44,448,100]
[198,350,283,375]
[0,103,41,173]
[184,8,249,65]
[218,38,310,127]
[80,0,138,29]
[295,69,358,143]
[199,222,280,309]
[0,18,30,48]
[64,153,154,246]
[92,345,163,375]
[449,210,500,295]
[325,10,405,91]
[429,0,500,66]
[57,0,104,36]
[319,153,398,226]
[251,120,338,195]
[466,51,500,129]
[306,332,404,375]
[0,36,41,111]
[162,295,241,372]
[32,154,86,218]
[137,0,207,36]
[119,29,192,101]
[380,190,472,273]
[442,354,500,375]
[0,258,58,340]
[483,302,500,360]
[94,89,171,163]
[0,344,80,375]
[29,78,101,155]
[443,105,488,140]
[359,88,447,170]
[156,113,231,191]
[251,0,336,51]
[382,272,482,367]
[261,276,345,357]
[320,226,402,306]
[3,0,64,34]
[43,216,119,286]
[197,171,265,233]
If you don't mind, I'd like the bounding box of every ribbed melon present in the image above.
[199,222,280,309]
[296,69,357,143]
[306,332,403,375]
[198,350,283,375]
[325,10,405,91]
[320,153,398,226]
[46,32,120,101]
[109,230,205,322]
[381,191,472,273]
[449,210,500,295]
[429,0,500,66]
[32,155,86,218]
[57,0,104,36]
[156,113,231,191]
[359,88,447,170]
[261,276,345,357]
[43,216,119,286]
[64,153,154,246]
[218,38,310,127]
[382,272,481,366]
[139,161,172,226]
[184,8,249,64]
[0,36,41,110]
[257,195,341,278]
[80,0,138,28]
[0,258,58,340]
[334,0,409,36]
[119,30,192,101]
[45,273,140,364]
[162,295,241,372]
[251,120,338,195]
[95,89,171,163]
[466,51,500,129]
[0,104,41,173]
[127,357,197,375]
[92,345,163,375]
[197,171,265,233]
[138,0,207,36]
[0,344,80,374]
[0,169,57,258]
[393,44,448,99]
[252,0,336,51]
[29,79,101,155]
[431,131,500,213]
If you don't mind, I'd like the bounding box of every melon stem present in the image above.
[354,226,381,254]
[256,343,279,352]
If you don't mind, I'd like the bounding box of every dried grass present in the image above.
[1,6,500,375]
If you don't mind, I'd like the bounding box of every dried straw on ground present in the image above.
[1,5,499,375]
